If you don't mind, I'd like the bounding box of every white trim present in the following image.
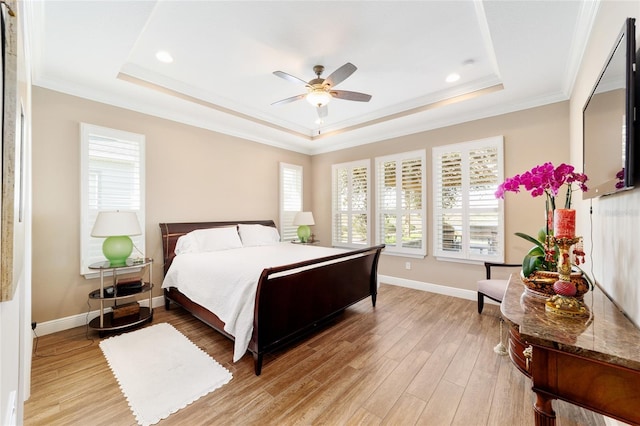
[33,296,165,336]
[561,0,601,98]
[381,251,426,260]
[378,274,479,301]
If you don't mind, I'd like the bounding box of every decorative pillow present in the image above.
[189,226,243,252]
[174,234,197,255]
[238,224,281,247]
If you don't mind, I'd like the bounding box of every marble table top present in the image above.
[501,274,640,371]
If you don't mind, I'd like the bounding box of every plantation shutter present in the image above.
[331,160,370,248]
[433,136,504,262]
[434,151,463,255]
[279,163,302,241]
[80,123,145,275]
[469,146,501,256]
[375,150,426,256]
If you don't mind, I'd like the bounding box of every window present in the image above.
[432,136,504,262]
[80,123,145,275]
[375,150,426,257]
[279,162,302,241]
[332,160,370,248]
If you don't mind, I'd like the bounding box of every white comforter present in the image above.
[161,242,348,362]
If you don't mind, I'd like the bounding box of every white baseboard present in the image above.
[378,274,497,304]
[34,295,166,336]
[35,277,491,336]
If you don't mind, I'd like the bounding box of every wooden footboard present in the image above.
[250,244,383,374]
[160,221,384,375]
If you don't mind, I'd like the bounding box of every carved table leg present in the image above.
[533,392,556,426]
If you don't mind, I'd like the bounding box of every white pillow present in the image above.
[174,234,197,255]
[238,224,281,247]
[189,226,243,252]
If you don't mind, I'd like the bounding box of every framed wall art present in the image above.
[1,0,18,301]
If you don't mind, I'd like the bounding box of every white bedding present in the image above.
[161,242,348,362]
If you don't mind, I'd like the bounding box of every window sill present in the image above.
[82,265,143,280]
[435,255,504,265]
[381,251,426,259]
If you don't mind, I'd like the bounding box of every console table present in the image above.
[501,275,640,425]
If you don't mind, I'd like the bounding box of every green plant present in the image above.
[516,229,554,277]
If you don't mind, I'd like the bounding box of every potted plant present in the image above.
[495,162,592,297]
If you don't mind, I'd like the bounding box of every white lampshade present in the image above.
[91,211,142,237]
[306,89,332,107]
[293,211,315,226]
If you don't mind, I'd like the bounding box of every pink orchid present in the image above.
[495,162,588,209]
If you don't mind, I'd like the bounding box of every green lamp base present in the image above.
[297,225,311,243]
[102,235,133,266]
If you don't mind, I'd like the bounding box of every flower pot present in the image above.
[520,270,589,299]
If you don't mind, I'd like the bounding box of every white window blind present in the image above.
[332,160,370,248]
[80,123,145,275]
[279,162,302,241]
[375,150,426,256]
[432,136,504,262]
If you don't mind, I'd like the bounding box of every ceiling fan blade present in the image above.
[323,62,357,88]
[317,105,328,118]
[331,90,372,102]
[271,93,306,106]
[273,71,309,87]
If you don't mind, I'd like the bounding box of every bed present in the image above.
[160,220,384,375]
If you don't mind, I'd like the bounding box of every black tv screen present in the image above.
[583,17,637,199]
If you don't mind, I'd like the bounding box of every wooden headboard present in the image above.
[159,220,277,275]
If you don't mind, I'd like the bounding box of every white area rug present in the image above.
[99,322,232,426]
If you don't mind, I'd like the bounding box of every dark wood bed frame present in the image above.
[159,220,384,375]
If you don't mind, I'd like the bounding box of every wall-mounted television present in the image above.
[583,17,638,199]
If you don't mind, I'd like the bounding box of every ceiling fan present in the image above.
[271,62,372,122]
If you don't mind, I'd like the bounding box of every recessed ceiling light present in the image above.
[156,50,174,63]
[446,73,460,83]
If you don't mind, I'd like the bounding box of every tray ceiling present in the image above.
[29,1,598,154]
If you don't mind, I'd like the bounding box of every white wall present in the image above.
[0,1,33,424]
[571,1,640,327]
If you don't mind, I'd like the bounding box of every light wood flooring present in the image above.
[24,284,607,425]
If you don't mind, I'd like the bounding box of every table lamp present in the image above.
[293,211,315,243]
[91,211,142,266]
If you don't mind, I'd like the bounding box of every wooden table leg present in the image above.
[533,391,556,426]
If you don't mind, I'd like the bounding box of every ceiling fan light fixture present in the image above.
[306,89,332,107]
